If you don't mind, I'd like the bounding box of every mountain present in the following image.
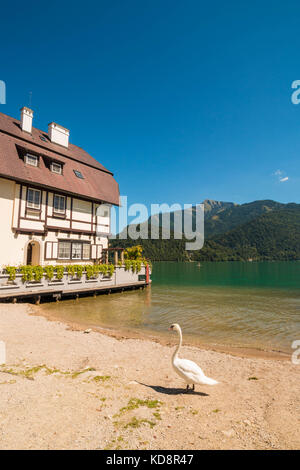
[117,199,235,239]
[204,199,289,237]
[110,200,300,261]
[194,206,300,261]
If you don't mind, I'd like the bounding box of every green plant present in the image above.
[98,264,115,277]
[32,265,44,282]
[44,265,55,280]
[121,245,151,272]
[67,265,85,279]
[67,265,77,277]
[76,265,84,279]
[124,245,143,260]
[85,265,99,279]
[20,265,34,282]
[108,264,115,277]
[124,259,144,273]
[5,266,17,281]
[124,259,131,271]
[19,265,44,282]
[55,265,65,279]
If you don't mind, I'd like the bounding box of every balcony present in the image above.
[0,261,151,302]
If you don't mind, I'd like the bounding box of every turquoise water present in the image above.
[152,261,300,289]
[41,262,300,353]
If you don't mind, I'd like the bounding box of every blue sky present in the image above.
[1,0,300,218]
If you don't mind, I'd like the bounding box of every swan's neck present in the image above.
[172,328,182,363]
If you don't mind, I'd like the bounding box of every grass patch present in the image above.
[115,398,162,417]
[248,376,258,381]
[124,417,156,429]
[113,397,163,430]
[0,379,16,385]
[93,375,111,383]
[71,367,96,379]
[0,364,96,381]
[212,408,221,413]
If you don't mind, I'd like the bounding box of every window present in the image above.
[53,194,66,214]
[74,170,84,179]
[51,162,62,175]
[27,188,41,210]
[82,244,90,260]
[97,204,110,218]
[25,154,38,167]
[72,243,82,259]
[57,241,91,260]
[58,242,71,260]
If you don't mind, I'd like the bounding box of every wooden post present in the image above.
[105,250,109,265]
[120,250,124,264]
[114,250,118,266]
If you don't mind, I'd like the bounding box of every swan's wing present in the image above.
[174,357,218,385]
[175,358,205,378]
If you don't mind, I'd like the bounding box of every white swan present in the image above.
[169,323,218,391]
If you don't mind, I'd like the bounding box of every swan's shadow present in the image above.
[138,382,209,396]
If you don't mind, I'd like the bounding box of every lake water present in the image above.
[41,262,300,354]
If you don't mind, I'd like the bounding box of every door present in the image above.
[26,241,40,265]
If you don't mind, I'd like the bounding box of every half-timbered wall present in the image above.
[0,177,111,267]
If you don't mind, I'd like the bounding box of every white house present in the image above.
[0,107,120,268]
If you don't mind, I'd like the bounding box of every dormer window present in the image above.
[51,162,62,175]
[25,154,38,167]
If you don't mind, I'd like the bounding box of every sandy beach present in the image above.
[0,303,299,450]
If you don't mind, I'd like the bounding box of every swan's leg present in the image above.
[192,384,195,391]
[186,384,190,392]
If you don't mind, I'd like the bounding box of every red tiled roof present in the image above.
[0,111,120,205]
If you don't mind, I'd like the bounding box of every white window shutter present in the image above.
[96,245,102,259]
[52,242,58,259]
[45,242,52,259]
[91,245,97,259]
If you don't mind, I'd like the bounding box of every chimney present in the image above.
[48,122,69,148]
[20,107,33,134]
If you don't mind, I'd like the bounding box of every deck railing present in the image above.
[0,264,149,301]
